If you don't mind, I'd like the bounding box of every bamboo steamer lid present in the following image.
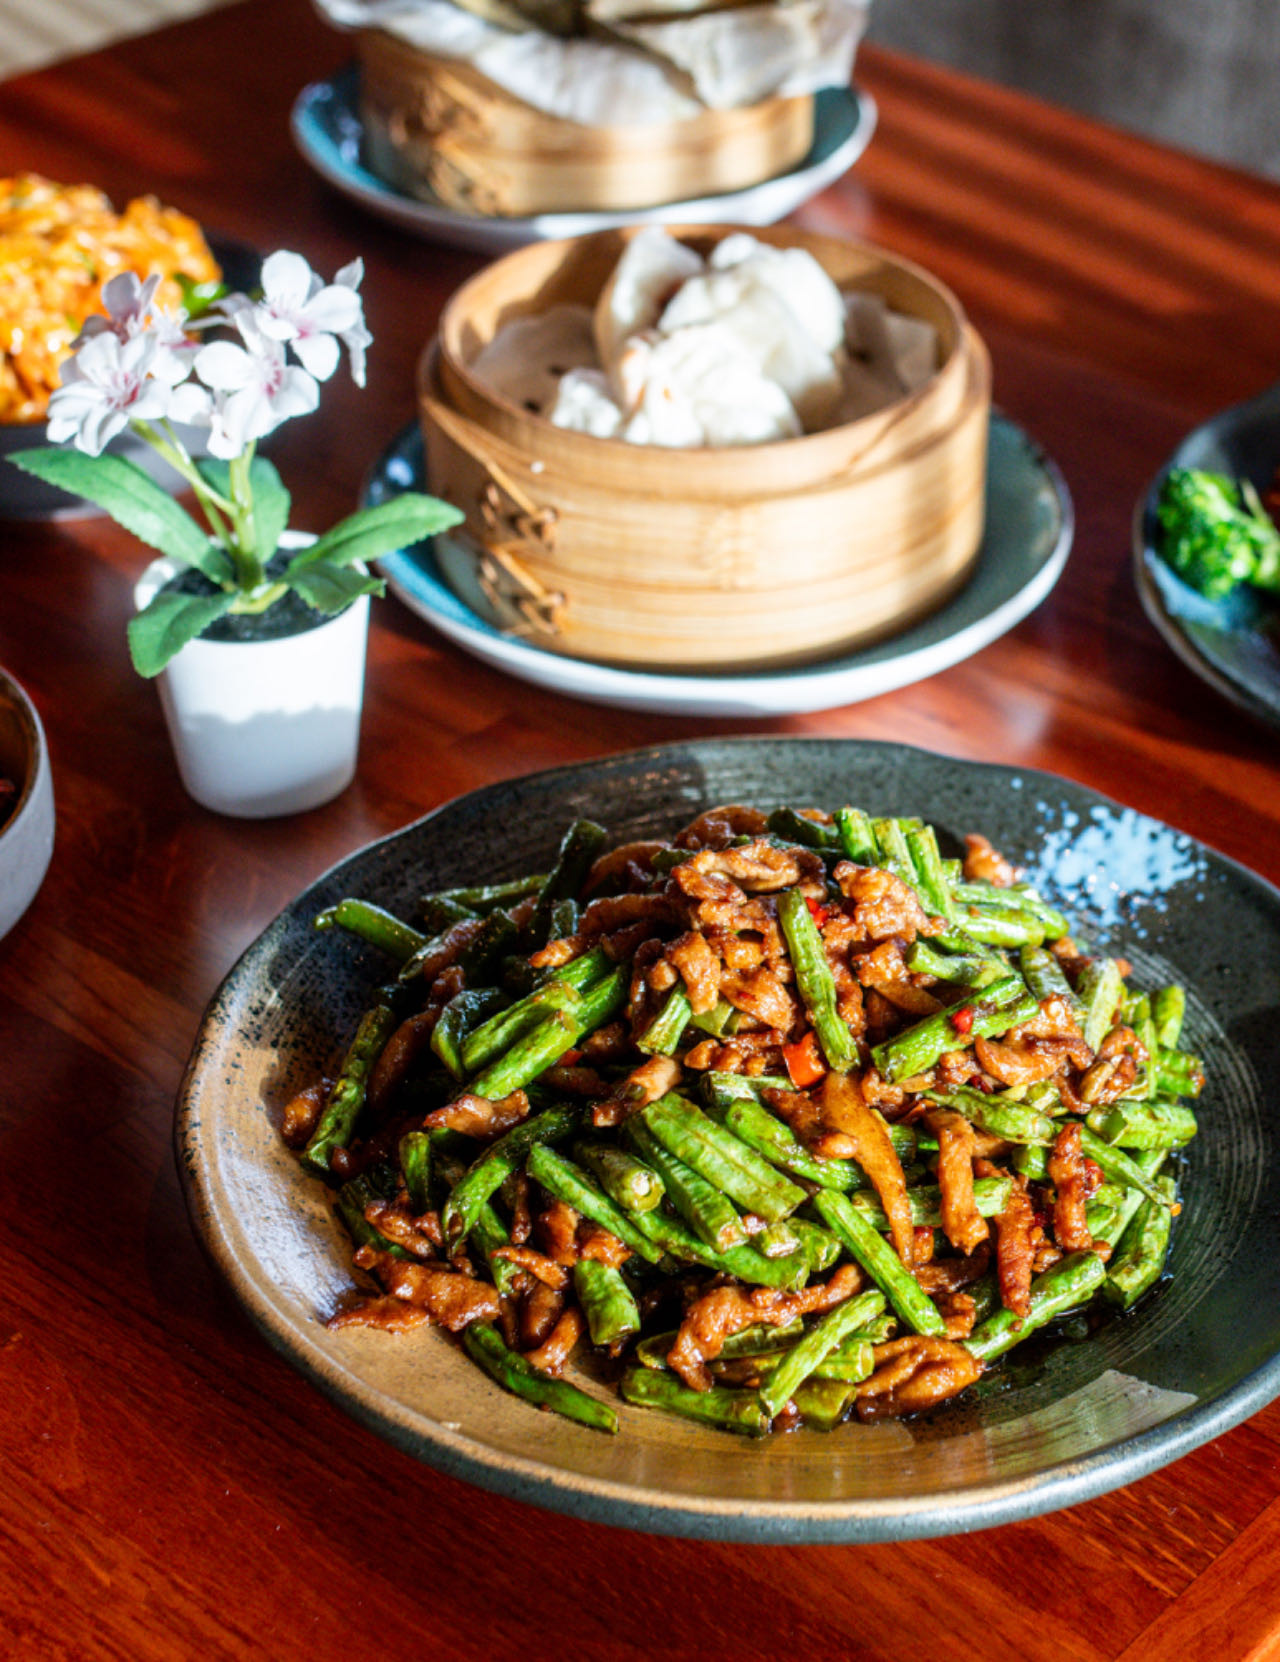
[418,224,991,670]
[356,30,815,217]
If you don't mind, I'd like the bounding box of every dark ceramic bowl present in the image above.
[1133,378,1280,731]
[0,235,260,521]
[0,668,54,940]
[176,738,1280,1543]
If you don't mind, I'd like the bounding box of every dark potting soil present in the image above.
[164,553,346,644]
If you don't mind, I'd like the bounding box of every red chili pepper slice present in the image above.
[783,1030,826,1089]
[805,896,830,928]
[951,1005,975,1035]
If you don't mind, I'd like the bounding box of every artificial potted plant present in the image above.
[9,252,462,817]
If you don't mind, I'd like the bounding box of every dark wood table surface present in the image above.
[2,3,1279,1657]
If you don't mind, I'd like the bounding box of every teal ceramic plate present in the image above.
[368,413,1072,715]
[176,738,1280,1543]
[291,67,876,255]
[1134,379,1280,731]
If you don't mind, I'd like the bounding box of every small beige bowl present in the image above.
[0,669,55,940]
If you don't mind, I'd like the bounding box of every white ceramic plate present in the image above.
[290,66,876,254]
[366,412,1074,714]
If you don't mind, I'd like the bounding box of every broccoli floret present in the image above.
[1156,467,1280,599]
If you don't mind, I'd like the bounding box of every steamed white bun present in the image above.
[657,240,846,428]
[547,368,625,438]
[616,324,801,448]
[709,232,848,355]
[593,225,704,393]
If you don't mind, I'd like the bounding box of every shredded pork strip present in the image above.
[422,1088,531,1140]
[524,1307,584,1376]
[591,1054,683,1128]
[1047,1122,1095,1252]
[327,1295,430,1334]
[345,1252,501,1331]
[367,1011,439,1116]
[962,833,1019,887]
[538,1199,581,1266]
[818,1070,916,1267]
[280,1080,327,1148]
[669,1263,863,1392]
[492,1245,570,1289]
[718,965,798,1031]
[924,1108,989,1256]
[672,805,769,850]
[519,1281,565,1349]
[856,1336,983,1419]
[833,862,939,942]
[363,1198,442,1258]
[763,1085,854,1160]
[989,1171,1037,1320]
[667,930,722,1013]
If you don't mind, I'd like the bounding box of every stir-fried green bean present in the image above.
[289,795,1202,1440]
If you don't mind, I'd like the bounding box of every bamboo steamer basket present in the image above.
[357,30,815,217]
[418,224,991,670]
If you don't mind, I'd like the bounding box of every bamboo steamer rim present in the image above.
[358,29,812,146]
[420,322,989,506]
[423,223,972,489]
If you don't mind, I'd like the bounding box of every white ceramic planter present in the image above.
[135,548,369,819]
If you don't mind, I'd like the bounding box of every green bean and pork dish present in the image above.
[282,803,1202,1437]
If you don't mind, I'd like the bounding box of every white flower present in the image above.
[74,270,198,387]
[194,314,319,459]
[74,271,161,349]
[46,329,189,455]
[166,380,215,431]
[332,258,372,389]
[228,250,370,385]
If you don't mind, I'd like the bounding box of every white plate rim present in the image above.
[290,68,877,252]
[370,412,1075,715]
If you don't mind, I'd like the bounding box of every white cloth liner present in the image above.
[314,0,867,124]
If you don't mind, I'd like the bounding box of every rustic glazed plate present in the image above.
[367,413,1073,716]
[176,738,1280,1543]
[1133,378,1280,731]
[290,67,876,255]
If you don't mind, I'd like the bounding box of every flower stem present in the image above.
[133,417,238,582]
[133,418,231,512]
[227,445,263,591]
[230,581,288,615]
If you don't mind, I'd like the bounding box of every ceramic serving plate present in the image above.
[1133,378,1280,732]
[290,67,876,255]
[176,738,1280,1543]
[368,413,1073,716]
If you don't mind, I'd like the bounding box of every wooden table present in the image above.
[3,4,1279,1656]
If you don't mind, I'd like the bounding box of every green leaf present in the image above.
[128,586,237,678]
[177,272,229,320]
[250,460,292,566]
[288,564,385,615]
[286,493,465,575]
[9,447,229,580]
[196,454,291,566]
